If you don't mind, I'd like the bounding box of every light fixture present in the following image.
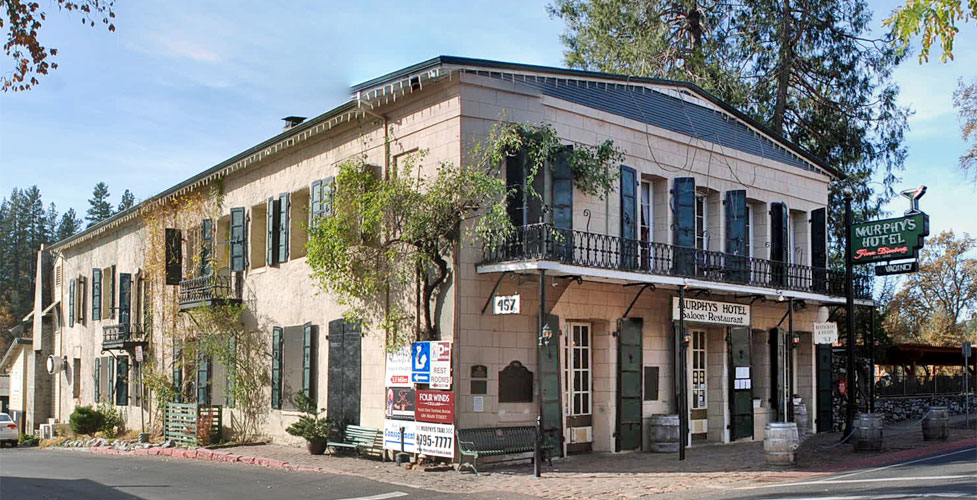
[777,291,785,302]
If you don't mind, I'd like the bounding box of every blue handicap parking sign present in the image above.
[411,341,431,383]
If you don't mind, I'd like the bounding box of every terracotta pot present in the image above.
[306,438,327,455]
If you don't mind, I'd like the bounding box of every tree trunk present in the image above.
[420,251,449,341]
[772,0,793,135]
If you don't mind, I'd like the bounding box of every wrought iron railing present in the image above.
[481,223,872,299]
[102,323,144,345]
[178,271,240,307]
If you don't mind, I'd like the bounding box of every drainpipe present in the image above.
[678,286,688,461]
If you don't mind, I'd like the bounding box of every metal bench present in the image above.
[455,426,550,474]
[327,425,384,460]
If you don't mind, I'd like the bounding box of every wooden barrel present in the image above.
[793,402,809,440]
[922,406,949,441]
[764,422,799,465]
[649,414,680,453]
[852,413,883,452]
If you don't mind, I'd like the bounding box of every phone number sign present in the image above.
[415,422,454,457]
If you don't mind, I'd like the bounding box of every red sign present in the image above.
[838,380,847,395]
[415,390,454,424]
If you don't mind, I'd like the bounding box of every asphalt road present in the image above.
[681,444,977,500]
[0,448,532,500]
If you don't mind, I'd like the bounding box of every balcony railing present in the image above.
[481,223,872,300]
[102,323,146,349]
[178,270,242,310]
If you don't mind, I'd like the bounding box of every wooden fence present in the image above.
[164,403,223,446]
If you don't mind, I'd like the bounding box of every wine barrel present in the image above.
[649,414,680,453]
[921,406,949,441]
[852,413,883,452]
[764,422,799,465]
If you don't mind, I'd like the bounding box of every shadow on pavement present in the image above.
[0,476,158,500]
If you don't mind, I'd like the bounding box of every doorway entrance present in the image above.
[564,322,593,453]
[689,329,708,438]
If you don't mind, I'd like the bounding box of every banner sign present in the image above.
[851,213,929,264]
[875,261,918,276]
[416,390,454,424]
[385,345,412,387]
[813,322,839,345]
[411,341,431,384]
[493,294,520,315]
[383,419,416,453]
[385,387,415,420]
[415,422,455,457]
[430,341,452,389]
[671,297,750,326]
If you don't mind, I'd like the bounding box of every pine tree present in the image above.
[86,182,112,227]
[117,189,135,213]
[56,208,82,241]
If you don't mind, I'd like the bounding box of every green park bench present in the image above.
[455,426,552,474]
[327,425,384,460]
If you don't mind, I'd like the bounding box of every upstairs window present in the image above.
[310,177,335,223]
[695,195,707,250]
[266,193,290,266]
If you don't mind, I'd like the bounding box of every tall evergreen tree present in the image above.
[56,208,82,241]
[117,189,135,213]
[86,182,113,227]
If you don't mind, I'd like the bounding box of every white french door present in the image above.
[689,329,708,436]
[564,322,593,452]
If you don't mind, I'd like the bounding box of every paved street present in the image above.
[0,448,533,500]
[671,445,977,500]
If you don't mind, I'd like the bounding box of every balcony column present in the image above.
[534,269,546,478]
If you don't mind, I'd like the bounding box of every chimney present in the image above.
[282,116,306,131]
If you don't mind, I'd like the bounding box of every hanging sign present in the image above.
[671,297,750,326]
[134,345,144,363]
[385,344,412,387]
[411,342,432,384]
[493,294,521,315]
[416,390,455,424]
[851,213,929,264]
[385,387,415,421]
[875,261,918,276]
[415,422,455,457]
[383,419,417,453]
[813,322,838,345]
[430,341,452,389]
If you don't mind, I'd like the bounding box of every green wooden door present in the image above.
[728,326,753,440]
[540,313,563,457]
[617,318,643,451]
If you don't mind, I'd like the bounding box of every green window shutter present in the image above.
[77,276,86,323]
[118,273,131,334]
[724,190,747,256]
[68,278,75,327]
[266,198,278,265]
[172,340,182,403]
[230,207,246,272]
[323,177,335,217]
[272,326,283,409]
[770,202,789,263]
[116,357,129,406]
[552,148,574,232]
[671,177,696,276]
[310,180,322,224]
[165,228,183,285]
[200,219,213,276]
[109,265,116,319]
[94,357,100,401]
[92,268,101,320]
[506,150,527,226]
[108,357,115,403]
[197,353,211,405]
[278,193,290,263]
[302,322,315,399]
[226,336,236,408]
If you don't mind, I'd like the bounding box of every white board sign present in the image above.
[814,322,838,345]
[672,297,750,326]
[493,294,521,315]
[415,422,455,457]
[430,341,452,390]
[385,345,412,387]
[383,419,417,453]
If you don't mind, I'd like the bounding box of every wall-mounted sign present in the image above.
[851,212,929,264]
[415,422,454,457]
[385,387,415,421]
[875,261,919,276]
[383,419,417,453]
[416,390,454,424]
[493,294,520,315]
[411,342,431,384]
[813,322,839,345]
[385,345,412,387]
[430,341,452,389]
[671,297,750,326]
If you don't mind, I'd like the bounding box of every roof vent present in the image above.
[282,116,307,131]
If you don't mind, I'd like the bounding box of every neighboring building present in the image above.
[43,57,871,453]
[1,336,34,430]
[0,374,10,413]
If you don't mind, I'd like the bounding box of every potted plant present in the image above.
[286,392,331,455]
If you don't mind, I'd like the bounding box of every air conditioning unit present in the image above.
[46,355,67,375]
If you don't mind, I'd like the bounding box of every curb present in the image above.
[810,436,976,473]
[77,445,323,474]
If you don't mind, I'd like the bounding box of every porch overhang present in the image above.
[476,260,875,307]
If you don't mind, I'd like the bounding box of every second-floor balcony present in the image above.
[102,323,147,351]
[481,223,872,300]
[178,270,242,311]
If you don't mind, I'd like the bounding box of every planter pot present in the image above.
[306,438,327,455]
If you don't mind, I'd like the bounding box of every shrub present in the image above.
[70,406,105,435]
[97,403,125,435]
[19,434,39,447]
[285,392,332,442]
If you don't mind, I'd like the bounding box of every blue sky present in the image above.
[1,1,974,240]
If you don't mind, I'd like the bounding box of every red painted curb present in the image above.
[812,436,976,472]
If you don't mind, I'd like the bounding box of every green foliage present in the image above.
[96,402,125,435]
[117,189,136,213]
[954,78,977,181]
[86,182,113,227]
[69,405,105,436]
[883,0,977,63]
[19,434,39,446]
[285,392,335,442]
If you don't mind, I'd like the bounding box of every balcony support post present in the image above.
[843,193,857,442]
[678,286,688,461]
[480,271,512,315]
[622,283,655,317]
[534,269,546,478]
